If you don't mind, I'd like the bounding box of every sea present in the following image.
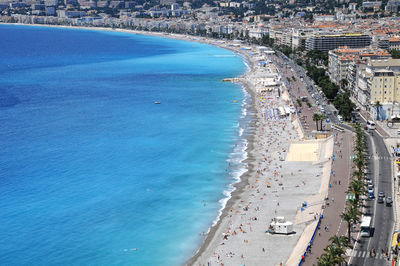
[0,24,250,265]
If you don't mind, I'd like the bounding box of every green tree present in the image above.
[349,179,365,202]
[317,252,335,266]
[374,101,382,120]
[340,78,349,91]
[390,49,400,59]
[319,113,326,131]
[318,235,348,265]
[333,92,355,120]
[313,112,321,131]
[341,204,360,241]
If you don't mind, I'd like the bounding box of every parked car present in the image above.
[367,187,374,194]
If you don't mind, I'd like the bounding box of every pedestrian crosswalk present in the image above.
[368,156,392,160]
[350,249,387,259]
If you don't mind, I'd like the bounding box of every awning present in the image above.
[392,232,398,248]
[346,193,355,201]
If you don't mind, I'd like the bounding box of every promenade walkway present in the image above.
[303,131,353,265]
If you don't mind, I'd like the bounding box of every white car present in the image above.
[367,187,374,194]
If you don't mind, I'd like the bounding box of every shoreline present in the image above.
[2,22,321,265]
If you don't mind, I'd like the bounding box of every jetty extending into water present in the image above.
[222,77,243,82]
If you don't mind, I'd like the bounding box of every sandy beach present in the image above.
[2,23,335,265]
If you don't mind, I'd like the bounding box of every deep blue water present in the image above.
[0,25,248,265]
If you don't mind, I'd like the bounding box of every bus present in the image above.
[360,216,372,237]
[367,120,376,130]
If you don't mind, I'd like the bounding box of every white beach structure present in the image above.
[255,73,280,93]
[267,216,294,235]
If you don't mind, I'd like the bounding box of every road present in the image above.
[349,129,394,266]
[274,51,338,124]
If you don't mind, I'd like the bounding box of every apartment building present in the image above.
[385,0,400,13]
[328,47,360,85]
[356,59,400,118]
[269,27,292,47]
[328,46,390,86]
[306,33,372,52]
[389,37,400,50]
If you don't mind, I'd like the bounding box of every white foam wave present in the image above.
[238,127,244,137]
[203,66,253,234]
[211,138,248,227]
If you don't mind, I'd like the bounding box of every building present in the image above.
[306,33,372,52]
[362,1,382,11]
[385,0,400,13]
[357,59,400,118]
[328,47,360,85]
[389,37,400,50]
[328,46,391,107]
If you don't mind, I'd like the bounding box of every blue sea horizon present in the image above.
[0,24,250,265]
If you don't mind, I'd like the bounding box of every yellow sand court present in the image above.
[286,142,320,162]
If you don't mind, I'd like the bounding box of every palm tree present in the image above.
[322,241,347,265]
[317,252,335,266]
[352,169,363,181]
[340,210,353,241]
[353,155,365,174]
[349,179,365,202]
[347,198,359,209]
[313,112,321,131]
[329,235,349,249]
[319,113,326,131]
[374,101,382,121]
[341,205,360,241]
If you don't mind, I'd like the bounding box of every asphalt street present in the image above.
[349,130,394,266]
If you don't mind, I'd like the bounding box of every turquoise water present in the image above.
[0,25,249,265]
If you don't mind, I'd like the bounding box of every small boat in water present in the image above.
[154,101,161,104]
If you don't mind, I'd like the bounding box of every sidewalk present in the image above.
[302,130,354,265]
